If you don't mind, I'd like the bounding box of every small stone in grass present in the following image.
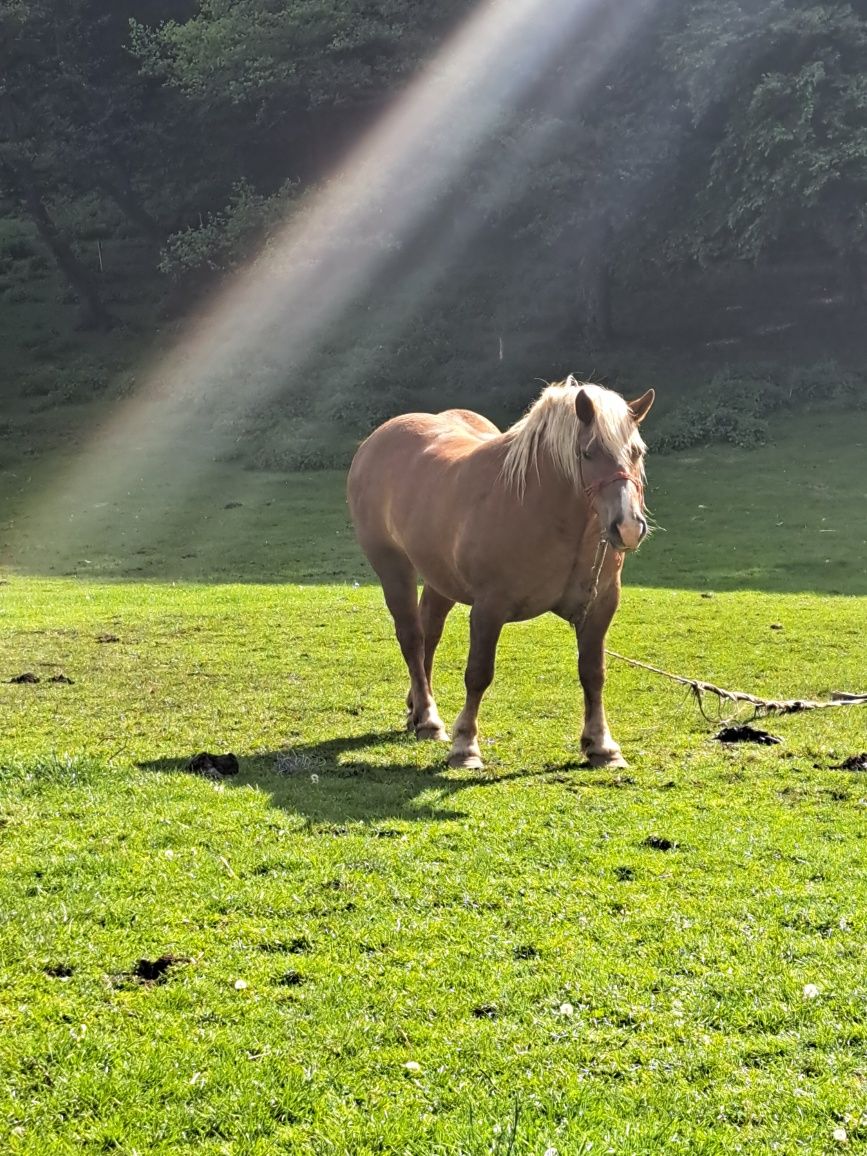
[403,1060,421,1073]
[234,978,248,990]
[803,983,820,999]
[833,1127,848,1143]
[558,1002,574,1017]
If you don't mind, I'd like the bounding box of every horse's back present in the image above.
[437,408,500,438]
[348,409,498,499]
[351,408,498,463]
[347,408,502,570]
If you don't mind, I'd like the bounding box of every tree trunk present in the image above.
[99,173,163,243]
[1,158,114,329]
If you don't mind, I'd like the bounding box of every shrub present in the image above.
[654,361,866,452]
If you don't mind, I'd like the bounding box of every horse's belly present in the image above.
[401,547,475,606]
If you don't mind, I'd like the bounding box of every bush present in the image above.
[654,361,867,452]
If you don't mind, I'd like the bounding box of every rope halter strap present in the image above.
[578,460,645,509]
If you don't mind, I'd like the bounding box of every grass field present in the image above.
[1,406,866,1154]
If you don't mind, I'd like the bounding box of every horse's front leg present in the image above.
[448,606,503,770]
[576,586,626,769]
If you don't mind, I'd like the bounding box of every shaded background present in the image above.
[1,0,866,584]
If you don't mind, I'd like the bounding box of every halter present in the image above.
[578,456,645,509]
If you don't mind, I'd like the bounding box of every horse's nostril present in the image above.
[638,517,648,540]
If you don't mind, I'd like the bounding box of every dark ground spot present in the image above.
[715,724,782,745]
[642,835,677,851]
[513,944,540,960]
[186,752,240,778]
[96,633,120,643]
[615,865,636,881]
[285,936,312,954]
[472,1004,498,1019]
[132,955,189,983]
[44,963,74,978]
[9,672,39,683]
[836,753,867,771]
[224,501,243,509]
[48,673,74,684]
[278,970,305,986]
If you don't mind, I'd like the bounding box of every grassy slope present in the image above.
[1,411,867,1154]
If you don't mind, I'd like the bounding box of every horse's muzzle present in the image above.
[608,517,647,551]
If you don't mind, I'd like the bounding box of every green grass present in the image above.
[1,409,867,1154]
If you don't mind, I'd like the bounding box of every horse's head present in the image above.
[575,386,654,551]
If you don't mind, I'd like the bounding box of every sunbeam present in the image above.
[9,0,659,575]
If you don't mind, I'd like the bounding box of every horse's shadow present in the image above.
[139,729,540,827]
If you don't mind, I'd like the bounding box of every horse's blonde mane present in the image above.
[502,377,644,496]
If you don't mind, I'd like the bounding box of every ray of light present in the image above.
[10,0,657,574]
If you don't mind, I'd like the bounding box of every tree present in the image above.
[0,0,195,324]
[665,1,867,302]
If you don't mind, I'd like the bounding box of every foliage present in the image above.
[654,359,867,451]
[159,180,298,281]
[665,1,867,271]
[3,0,867,465]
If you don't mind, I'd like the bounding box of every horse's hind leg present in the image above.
[405,584,454,729]
[373,551,448,741]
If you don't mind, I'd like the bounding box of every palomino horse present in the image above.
[347,377,654,769]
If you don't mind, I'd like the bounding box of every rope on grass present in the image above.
[605,648,867,723]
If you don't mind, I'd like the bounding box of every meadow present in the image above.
[1,406,866,1154]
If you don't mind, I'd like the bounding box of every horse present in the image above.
[347,376,654,769]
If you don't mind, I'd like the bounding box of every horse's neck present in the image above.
[518,448,595,534]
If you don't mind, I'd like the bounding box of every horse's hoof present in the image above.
[416,723,449,742]
[586,750,628,769]
[447,751,484,770]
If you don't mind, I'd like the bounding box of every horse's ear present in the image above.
[628,388,655,424]
[575,388,595,426]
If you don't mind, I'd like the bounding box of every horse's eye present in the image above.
[631,445,642,463]
[581,447,594,461]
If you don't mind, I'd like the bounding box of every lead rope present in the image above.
[575,537,608,637]
[604,649,867,723]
